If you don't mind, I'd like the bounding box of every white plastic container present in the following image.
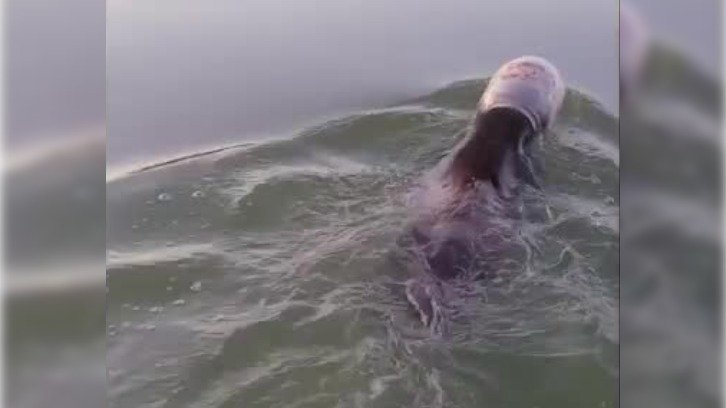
[479,56,565,132]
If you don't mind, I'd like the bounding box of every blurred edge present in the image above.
[2,0,107,407]
[620,1,722,408]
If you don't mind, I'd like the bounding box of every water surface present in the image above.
[108,0,617,170]
[108,80,619,407]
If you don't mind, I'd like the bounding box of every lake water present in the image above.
[107,1,619,407]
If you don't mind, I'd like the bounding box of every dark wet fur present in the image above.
[448,108,537,193]
[403,108,539,331]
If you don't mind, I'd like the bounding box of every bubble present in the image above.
[190,281,202,292]
[157,192,173,201]
[191,190,205,198]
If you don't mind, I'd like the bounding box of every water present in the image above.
[107,0,617,170]
[105,1,619,406]
[107,80,618,407]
